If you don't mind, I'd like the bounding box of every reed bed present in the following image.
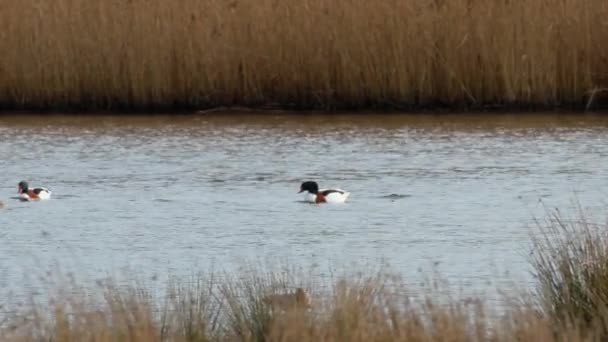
[0,0,607,111]
[2,208,608,341]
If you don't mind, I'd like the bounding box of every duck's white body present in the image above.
[304,189,350,204]
[19,187,51,201]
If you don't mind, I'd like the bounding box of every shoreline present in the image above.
[0,104,606,116]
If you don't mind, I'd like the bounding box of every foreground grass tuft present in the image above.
[532,209,608,338]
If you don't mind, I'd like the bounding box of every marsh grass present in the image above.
[0,275,596,342]
[1,0,607,111]
[531,208,608,338]
[160,276,221,341]
[3,208,608,341]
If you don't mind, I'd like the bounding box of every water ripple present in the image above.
[0,114,607,299]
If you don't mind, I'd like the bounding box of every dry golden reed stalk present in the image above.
[0,0,607,111]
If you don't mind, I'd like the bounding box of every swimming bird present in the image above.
[18,181,51,201]
[262,287,312,311]
[299,181,350,203]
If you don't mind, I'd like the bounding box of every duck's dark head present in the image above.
[299,181,319,194]
[18,181,28,193]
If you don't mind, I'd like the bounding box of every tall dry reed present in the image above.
[0,0,607,111]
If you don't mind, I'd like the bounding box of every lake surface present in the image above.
[0,112,607,300]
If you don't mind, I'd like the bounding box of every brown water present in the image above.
[1,112,607,298]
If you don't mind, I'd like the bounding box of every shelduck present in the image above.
[18,181,51,201]
[298,181,350,204]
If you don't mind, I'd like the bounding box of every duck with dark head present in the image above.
[298,181,350,204]
[18,181,52,201]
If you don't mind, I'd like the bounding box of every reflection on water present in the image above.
[0,112,607,298]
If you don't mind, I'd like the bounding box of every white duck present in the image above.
[18,181,51,201]
[298,181,350,204]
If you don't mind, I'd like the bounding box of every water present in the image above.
[1,112,607,299]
